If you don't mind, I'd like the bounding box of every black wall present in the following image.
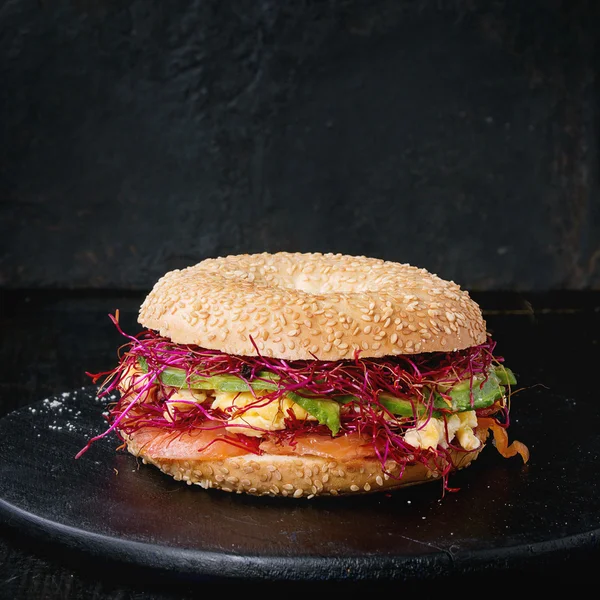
[1,0,598,291]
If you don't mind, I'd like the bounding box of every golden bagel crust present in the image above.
[122,428,489,498]
[138,252,487,360]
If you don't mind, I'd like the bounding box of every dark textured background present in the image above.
[2,4,600,595]
[1,0,599,291]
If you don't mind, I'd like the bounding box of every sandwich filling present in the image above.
[78,314,529,491]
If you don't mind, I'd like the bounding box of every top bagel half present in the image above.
[138,252,486,360]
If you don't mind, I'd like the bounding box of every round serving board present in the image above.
[0,386,598,583]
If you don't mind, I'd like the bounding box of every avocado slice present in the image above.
[135,357,514,434]
[363,366,514,417]
[433,368,507,413]
[136,358,341,435]
[137,357,278,392]
[378,394,426,417]
[492,364,517,386]
[286,392,341,436]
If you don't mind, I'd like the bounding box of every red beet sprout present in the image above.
[79,314,513,492]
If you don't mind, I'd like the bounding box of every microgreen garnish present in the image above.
[78,313,516,492]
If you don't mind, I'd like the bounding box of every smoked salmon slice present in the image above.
[259,431,378,461]
[126,426,258,461]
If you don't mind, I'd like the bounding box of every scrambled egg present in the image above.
[167,387,208,405]
[162,387,208,422]
[403,410,480,451]
[211,391,315,437]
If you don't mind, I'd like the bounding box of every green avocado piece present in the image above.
[378,394,426,417]
[136,357,513,434]
[286,392,341,435]
[137,357,278,392]
[433,369,504,413]
[492,365,517,386]
[136,358,340,435]
[374,365,515,417]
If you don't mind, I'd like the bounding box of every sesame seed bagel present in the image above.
[138,252,486,360]
[123,428,489,498]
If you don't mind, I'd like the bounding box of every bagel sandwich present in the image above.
[79,252,529,497]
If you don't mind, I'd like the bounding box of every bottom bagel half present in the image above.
[122,427,490,498]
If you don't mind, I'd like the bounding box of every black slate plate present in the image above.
[0,384,598,583]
